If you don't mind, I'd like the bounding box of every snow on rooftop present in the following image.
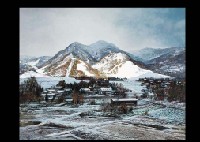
[66,99,73,101]
[80,88,90,90]
[47,93,56,96]
[112,98,138,101]
[99,87,112,91]
[65,88,72,91]
[47,89,56,91]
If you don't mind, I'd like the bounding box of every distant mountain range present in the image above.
[20,40,185,79]
[127,47,185,78]
[20,56,51,74]
[145,50,185,78]
[129,47,184,62]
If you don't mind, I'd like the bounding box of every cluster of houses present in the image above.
[41,86,115,102]
[40,78,139,106]
[138,77,185,101]
[41,86,72,101]
[40,76,185,105]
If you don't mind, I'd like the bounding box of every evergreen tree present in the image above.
[20,77,42,103]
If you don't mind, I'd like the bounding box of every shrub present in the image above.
[19,77,43,104]
[72,92,84,105]
[129,106,133,112]
[79,112,88,118]
[144,110,148,115]
[118,103,128,114]
[57,95,65,104]
[56,80,66,88]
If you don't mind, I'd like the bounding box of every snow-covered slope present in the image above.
[92,53,169,78]
[20,71,50,78]
[33,52,168,79]
[36,53,101,77]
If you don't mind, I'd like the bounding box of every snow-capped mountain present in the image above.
[129,47,185,62]
[145,50,185,78]
[34,49,168,78]
[41,40,121,68]
[20,41,171,79]
[34,40,123,77]
[37,53,101,77]
[88,40,120,61]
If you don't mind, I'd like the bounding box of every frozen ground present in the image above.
[20,99,185,140]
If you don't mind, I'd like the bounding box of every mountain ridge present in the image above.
[20,41,184,78]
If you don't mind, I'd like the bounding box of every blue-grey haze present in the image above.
[20,8,185,57]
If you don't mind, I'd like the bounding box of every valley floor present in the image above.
[20,99,185,140]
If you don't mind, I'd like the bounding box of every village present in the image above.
[20,76,185,140]
[39,76,185,107]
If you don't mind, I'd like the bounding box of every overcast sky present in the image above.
[20,8,185,57]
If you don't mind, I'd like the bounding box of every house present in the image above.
[96,79,110,87]
[65,99,73,103]
[65,88,72,95]
[43,91,48,94]
[80,88,93,95]
[46,93,56,101]
[80,88,90,93]
[47,89,56,93]
[113,91,120,96]
[165,82,171,85]
[41,93,47,100]
[57,90,65,97]
[111,98,138,106]
[55,86,63,90]
[160,83,168,88]
[65,88,72,92]
[99,87,112,95]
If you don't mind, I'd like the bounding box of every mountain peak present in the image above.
[89,40,116,48]
[95,40,110,44]
[69,42,84,47]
